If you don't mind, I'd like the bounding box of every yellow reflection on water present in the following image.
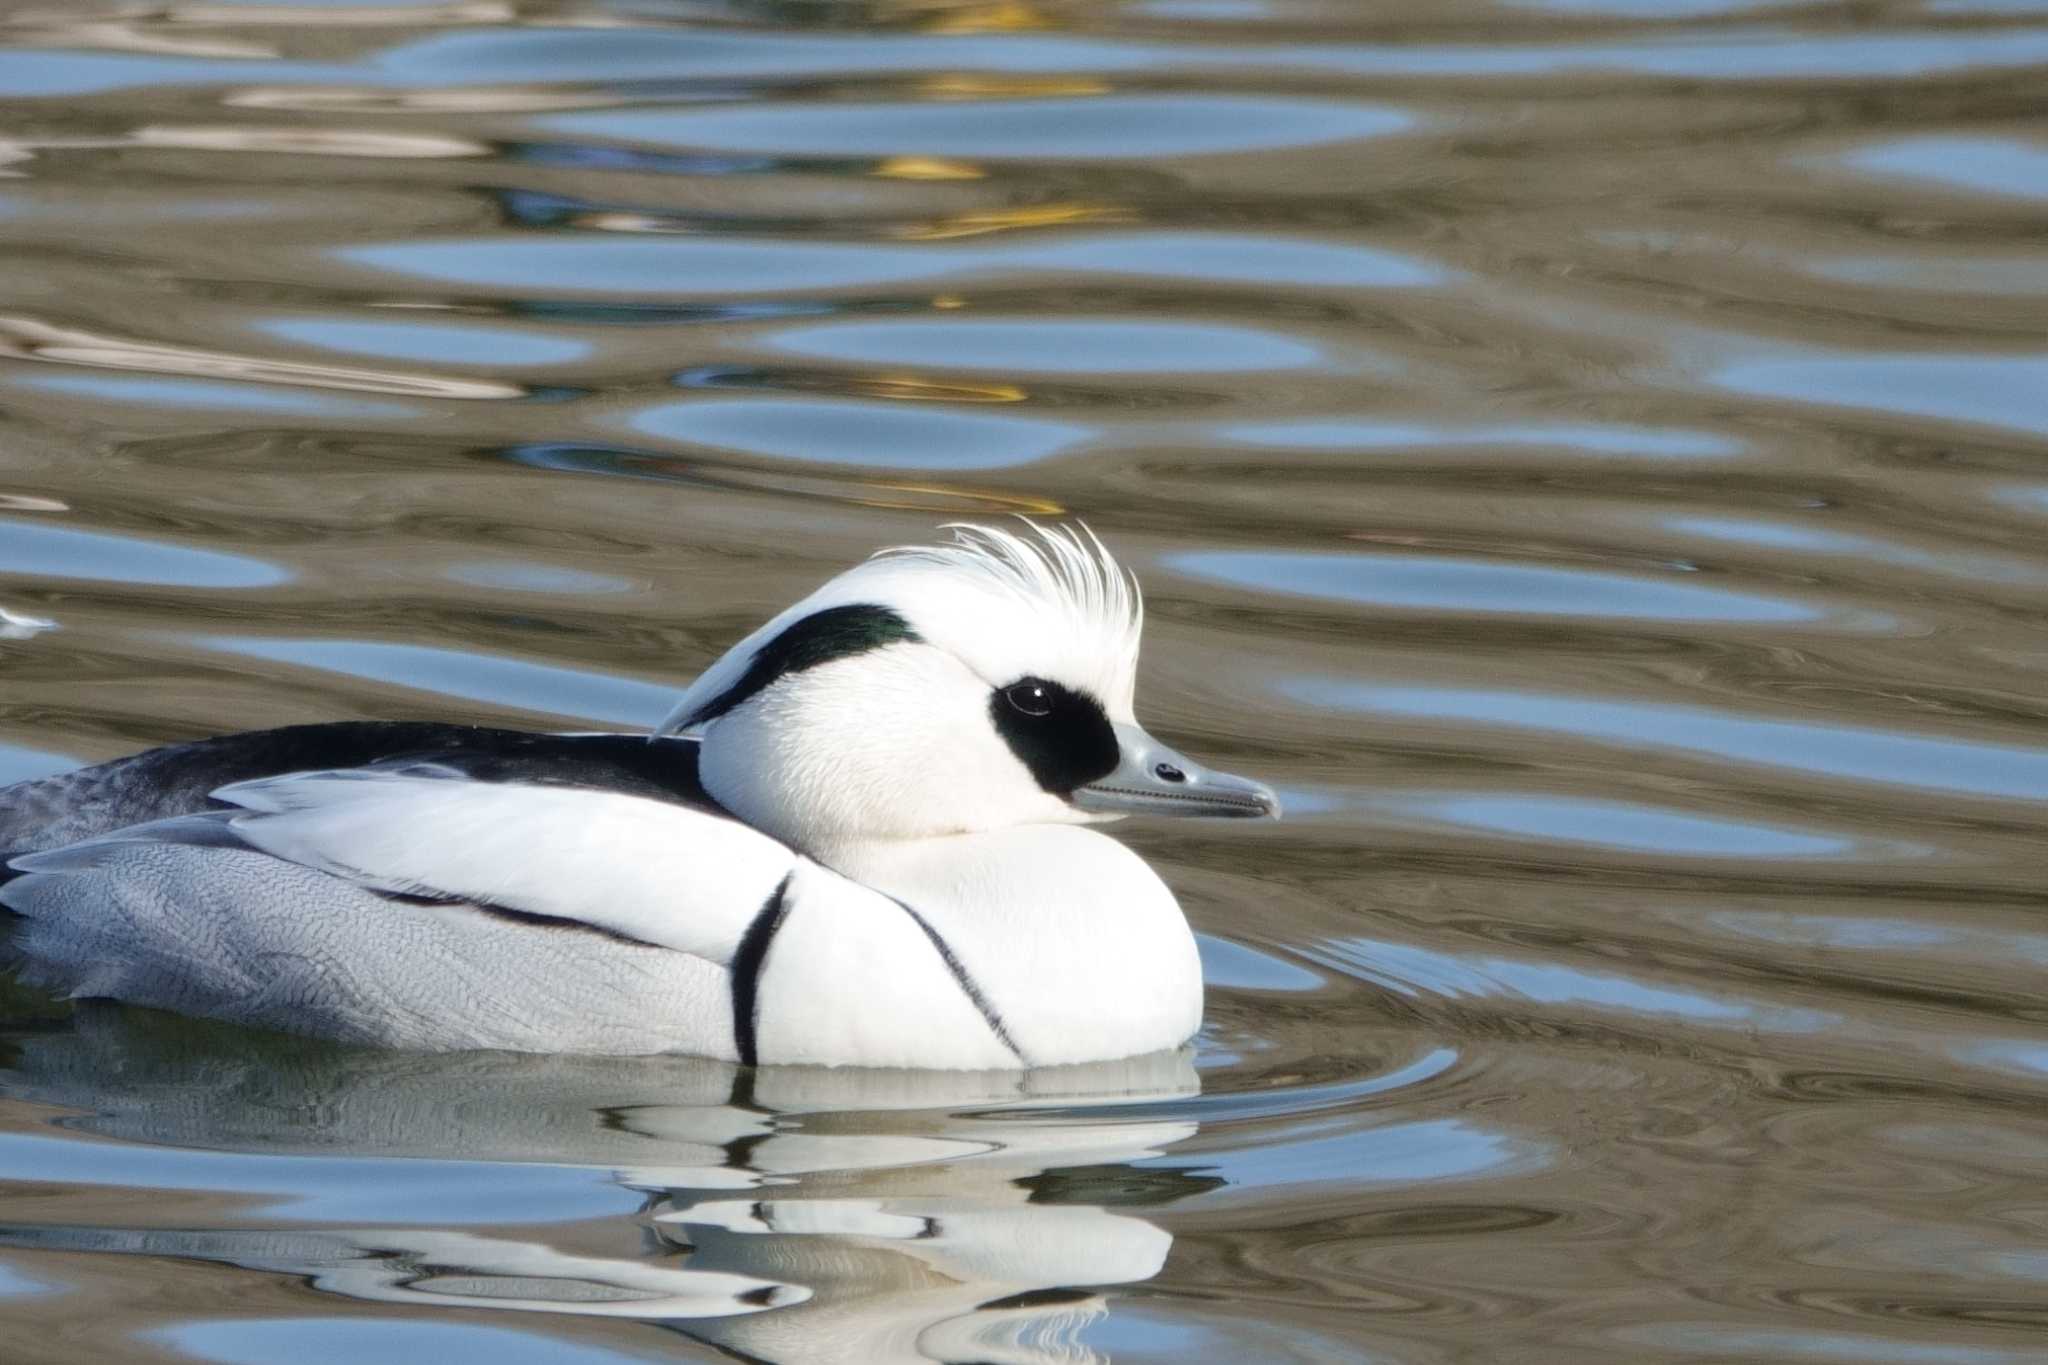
[918,1,1059,33]
[852,481,1067,514]
[873,156,987,181]
[917,75,1113,100]
[898,203,1134,240]
[854,375,1031,403]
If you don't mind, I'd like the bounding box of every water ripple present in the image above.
[1388,792,1860,859]
[0,518,287,589]
[1837,135,2048,202]
[1313,937,1836,1033]
[197,636,674,726]
[13,24,2048,104]
[0,1131,634,1223]
[1170,549,1832,624]
[538,96,1414,161]
[8,2,2048,1361]
[8,372,417,419]
[1286,680,2048,802]
[771,318,1322,374]
[261,317,590,367]
[1226,418,1743,461]
[1715,353,2048,441]
[628,396,1092,469]
[343,230,1445,297]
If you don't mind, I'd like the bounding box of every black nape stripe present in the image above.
[730,873,793,1068]
[685,603,921,729]
[988,677,1119,796]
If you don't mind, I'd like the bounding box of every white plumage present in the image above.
[0,522,1277,1067]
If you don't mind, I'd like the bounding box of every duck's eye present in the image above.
[1003,681,1054,718]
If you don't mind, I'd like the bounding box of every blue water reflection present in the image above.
[1839,135,2048,201]
[1316,937,1834,1031]
[0,1261,45,1298]
[10,373,415,420]
[15,25,2048,107]
[1409,793,1853,858]
[199,637,675,726]
[1041,233,1445,288]
[0,519,288,589]
[0,742,77,787]
[1810,255,2048,295]
[1170,550,1822,623]
[1287,679,2048,801]
[148,1320,676,1365]
[1177,1115,1537,1191]
[1716,353,2048,439]
[1197,934,1325,991]
[0,52,338,98]
[1669,515,2048,587]
[538,97,1413,161]
[630,397,1090,469]
[1958,1040,2048,1079]
[1227,418,1742,460]
[1699,911,1957,951]
[772,319,1321,374]
[345,231,1443,297]
[375,23,2048,86]
[0,1132,636,1224]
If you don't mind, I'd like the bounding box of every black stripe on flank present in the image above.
[730,873,793,1068]
[684,603,921,728]
[888,894,1028,1066]
[368,887,669,950]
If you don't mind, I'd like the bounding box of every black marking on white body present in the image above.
[0,723,718,871]
[889,893,1029,1067]
[730,875,793,1068]
[680,603,921,729]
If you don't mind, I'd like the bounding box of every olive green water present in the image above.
[1,2,2046,1361]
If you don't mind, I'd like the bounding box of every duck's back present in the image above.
[0,722,718,860]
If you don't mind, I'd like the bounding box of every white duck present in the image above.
[0,523,1277,1068]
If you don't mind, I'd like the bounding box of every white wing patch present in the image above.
[215,770,795,964]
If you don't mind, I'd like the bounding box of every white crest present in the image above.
[872,520,1144,690]
[660,520,1145,737]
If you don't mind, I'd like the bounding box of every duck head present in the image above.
[659,523,1278,856]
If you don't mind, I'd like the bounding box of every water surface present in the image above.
[2,1,2047,1362]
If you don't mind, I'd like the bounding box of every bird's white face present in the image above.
[667,525,1277,857]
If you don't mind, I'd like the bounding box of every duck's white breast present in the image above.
[814,826,1204,1069]
[753,864,1024,1070]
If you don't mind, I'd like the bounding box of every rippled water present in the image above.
[1,0,2046,1360]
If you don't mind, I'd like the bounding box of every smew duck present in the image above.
[0,524,1278,1068]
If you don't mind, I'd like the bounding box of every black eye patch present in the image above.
[989,675,1118,795]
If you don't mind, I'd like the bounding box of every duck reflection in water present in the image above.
[0,1010,1221,1364]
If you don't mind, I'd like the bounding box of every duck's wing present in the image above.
[226,768,793,959]
[0,722,717,860]
[1,766,797,1052]
[11,767,794,964]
